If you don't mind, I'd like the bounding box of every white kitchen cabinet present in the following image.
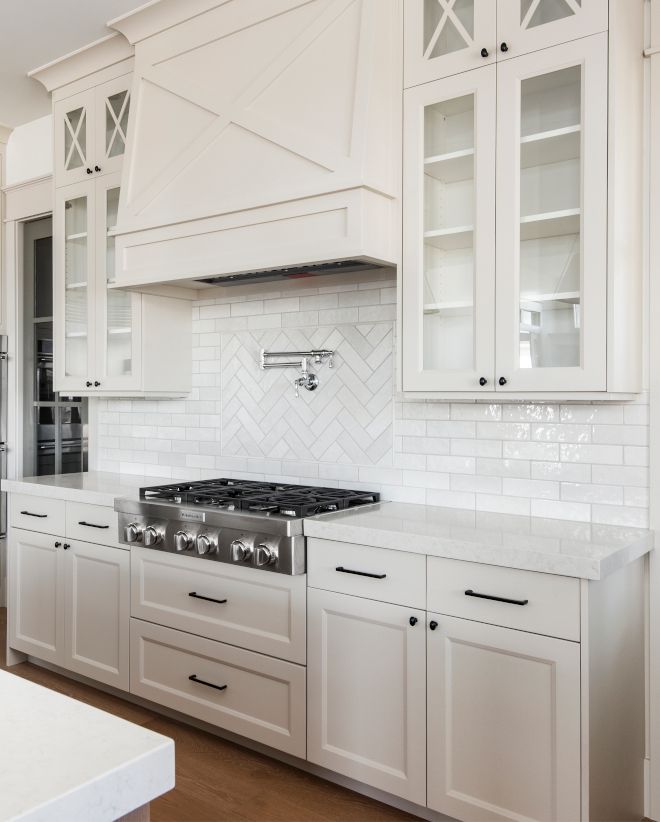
[307,588,426,805]
[8,526,129,690]
[404,0,607,87]
[53,74,131,187]
[402,64,496,391]
[496,0,607,61]
[427,613,581,821]
[8,529,64,665]
[495,35,607,392]
[403,2,643,397]
[63,539,129,690]
[54,175,191,396]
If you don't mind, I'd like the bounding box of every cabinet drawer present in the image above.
[307,538,425,608]
[130,546,306,664]
[130,618,306,758]
[66,502,119,546]
[10,494,65,536]
[427,557,580,642]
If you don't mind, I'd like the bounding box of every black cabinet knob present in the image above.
[85,380,92,387]
[94,165,101,173]
[409,616,418,627]
[94,381,101,387]
[63,543,70,550]
[86,168,93,174]
[480,47,489,58]
[499,377,507,386]
[479,377,488,386]
[54,541,61,548]
[429,620,438,631]
[500,42,509,52]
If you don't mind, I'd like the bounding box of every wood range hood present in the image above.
[106,0,402,296]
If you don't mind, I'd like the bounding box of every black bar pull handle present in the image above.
[78,521,110,529]
[20,510,47,518]
[189,674,227,692]
[188,591,227,605]
[465,589,529,606]
[336,566,386,580]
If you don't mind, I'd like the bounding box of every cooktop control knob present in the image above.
[255,544,277,567]
[174,531,193,552]
[124,523,143,543]
[143,526,162,547]
[196,534,216,555]
[230,539,253,562]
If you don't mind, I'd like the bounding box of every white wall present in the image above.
[5,114,52,185]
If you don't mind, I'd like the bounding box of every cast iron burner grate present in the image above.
[139,478,380,517]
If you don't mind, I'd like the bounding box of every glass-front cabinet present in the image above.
[404,0,607,87]
[53,74,131,187]
[55,174,140,394]
[94,173,141,391]
[403,28,609,393]
[402,67,496,391]
[495,35,607,391]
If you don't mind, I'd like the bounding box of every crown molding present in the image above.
[28,32,134,93]
[108,0,227,44]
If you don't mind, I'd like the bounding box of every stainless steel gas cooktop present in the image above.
[114,478,380,575]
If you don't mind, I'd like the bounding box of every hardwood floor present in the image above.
[0,608,419,822]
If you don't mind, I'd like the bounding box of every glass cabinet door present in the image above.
[53,90,94,187]
[495,34,607,391]
[95,173,141,390]
[403,66,496,391]
[55,182,96,393]
[405,0,496,87]
[95,75,131,177]
[496,0,607,61]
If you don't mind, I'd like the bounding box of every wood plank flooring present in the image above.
[0,608,419,822]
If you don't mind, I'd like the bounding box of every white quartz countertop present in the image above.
[2,472,171,507]
[0,670,174,822]
[303,501,654,580]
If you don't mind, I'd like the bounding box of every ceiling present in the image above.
[0,0,146,128]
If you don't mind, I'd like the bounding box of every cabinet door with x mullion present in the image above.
[94,74,131,178]
[54,88,95,187]
[405,0,497,87]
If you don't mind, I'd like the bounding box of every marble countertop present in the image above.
[0,670,174,822]
[303,501,654,580]
[2,472,171,507]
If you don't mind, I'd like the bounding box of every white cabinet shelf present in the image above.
[424,226,474,250]
[520,207,580,240]
[424,148,475,182]
[521,124,580,167]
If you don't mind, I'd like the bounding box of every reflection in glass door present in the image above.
[23,217,88,476]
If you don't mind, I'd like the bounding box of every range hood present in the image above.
[108,0,401,295]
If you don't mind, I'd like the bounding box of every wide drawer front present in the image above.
[66,502,120,547]
[130,618,306,758]
[307,538,426,608]
[130,546,306,664]
[9,494,65,536]
[427,557,580,642]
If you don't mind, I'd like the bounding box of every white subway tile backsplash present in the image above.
[95,272,649,525]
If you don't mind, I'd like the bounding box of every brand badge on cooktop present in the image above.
[181,510,205,522]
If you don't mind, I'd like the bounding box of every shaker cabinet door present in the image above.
[494,34,608,392]
[403,65,496,391]
[427,613,581,821]
[307,588,426,805]
[63,539,129,690]
[8,528,65,665]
